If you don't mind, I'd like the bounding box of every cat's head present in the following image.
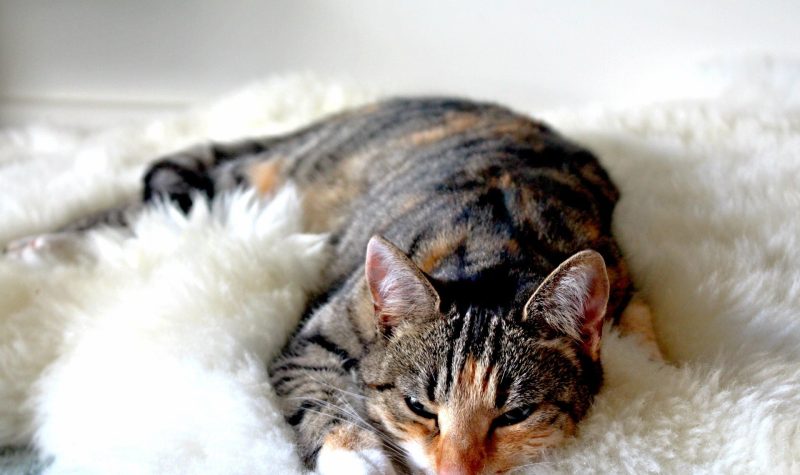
[360,236,608,475]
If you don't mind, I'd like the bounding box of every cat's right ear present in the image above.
[522,250,609,361]
[365,235,440,332]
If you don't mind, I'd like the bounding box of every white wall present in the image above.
[1,0,798,126]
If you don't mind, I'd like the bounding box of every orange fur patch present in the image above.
[506,238,520,255]
[619,296,663,360]
[501,427,557,448]
[431,357,499,473]
[416,230,467,273]
[534,338,581,368]
[490,120,548,150]
[323,424,378,451]
[407,113,480,145]
[300,182,362,233]
[396,420,434,440]
[247,160,283,195]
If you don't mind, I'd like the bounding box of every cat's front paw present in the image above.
[317,445,396,475]
[315,426,396,475]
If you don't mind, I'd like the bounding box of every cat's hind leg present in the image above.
[2,145,214,262]
[142,145,218,213]
[617,294,663,361]
[1,142,211,264]
[4,138,275,264]
[3,201,141,264]
[4,231,91,265]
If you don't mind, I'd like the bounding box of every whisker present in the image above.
[282,371,409,459]
[304,372,368,400]
[298,406,407,459]
[507,458,557,473]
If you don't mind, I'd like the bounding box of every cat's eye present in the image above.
[494,405,536,427]
[404,396,436,419]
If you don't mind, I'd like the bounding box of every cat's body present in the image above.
[10,98,647,474]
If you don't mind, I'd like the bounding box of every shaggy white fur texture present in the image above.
[1,73,799,474]
[1,186,329,474]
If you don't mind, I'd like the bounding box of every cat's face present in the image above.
[361,236,608,474]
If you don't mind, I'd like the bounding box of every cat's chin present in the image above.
[400,440,435,474]
[316,444,397,475]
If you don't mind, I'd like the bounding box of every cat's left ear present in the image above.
[365,235,441,332]
[522,250,609,361]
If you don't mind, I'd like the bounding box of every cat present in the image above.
[6,98,658,474]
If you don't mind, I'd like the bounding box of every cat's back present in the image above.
[278,97,619,232]
[264,97,630,318]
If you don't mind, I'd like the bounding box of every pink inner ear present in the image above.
[365,239,393,315]
[366,258,404,328]
[364,236,439,330]
[525,250,609,361]
[580,270,607,360]
[366,256,386,311]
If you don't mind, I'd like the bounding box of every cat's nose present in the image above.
[435,408,488,475]
[436,440,483,475]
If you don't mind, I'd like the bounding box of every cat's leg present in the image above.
[3,202,141,264]
[4,138,274,263]
[3,145,217,263]
[5,231,92,264]
[142,144,217,212]
[617,294,663,360]
[270,297,397,474]
[271,343,397,475]
[143,138,277,211]
[316,425,398,475]
[272,361,397,475]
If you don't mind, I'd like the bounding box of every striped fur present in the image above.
[55,98,633,473]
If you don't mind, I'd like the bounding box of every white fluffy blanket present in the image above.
[1,74,798,474]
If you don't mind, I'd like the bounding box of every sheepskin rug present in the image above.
[1,187,328,475]
[1,73,799,474]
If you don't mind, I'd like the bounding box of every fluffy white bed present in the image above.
[1,73,798,474]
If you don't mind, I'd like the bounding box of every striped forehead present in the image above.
[432,308,507,406]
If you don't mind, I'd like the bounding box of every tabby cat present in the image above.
[9,98,654,474]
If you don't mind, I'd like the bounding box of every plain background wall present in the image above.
[1,0,798,127]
